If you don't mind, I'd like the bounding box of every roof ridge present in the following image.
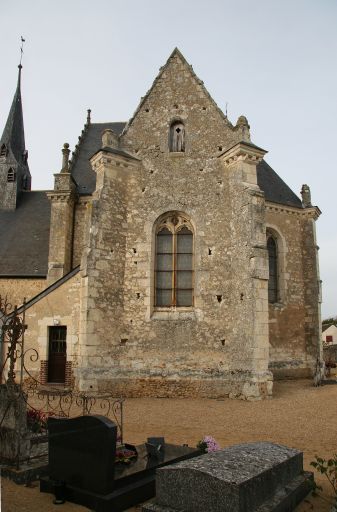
[92,121,127,125]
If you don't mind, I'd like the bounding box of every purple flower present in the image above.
[197,435,220,453]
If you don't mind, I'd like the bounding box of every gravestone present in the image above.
[48,415,117,495]
[143,442,313,512]
[0,384,48,482]
[41,415,200,511]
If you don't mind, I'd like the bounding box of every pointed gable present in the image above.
[125,48,233,133]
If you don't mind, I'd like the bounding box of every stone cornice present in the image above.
[46,190,76,203]
[219,141,267,167]
[90,150,139,172]
[266,201,321,219]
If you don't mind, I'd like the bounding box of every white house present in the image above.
[322,325,337,345]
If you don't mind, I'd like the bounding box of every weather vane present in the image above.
[19,36,25,66]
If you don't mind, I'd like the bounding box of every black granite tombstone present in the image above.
[41,415,200,512]
[48,415,117,495]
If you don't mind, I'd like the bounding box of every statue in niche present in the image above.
[170,122,185,152]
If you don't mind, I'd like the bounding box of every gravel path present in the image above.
[1,379,336,511]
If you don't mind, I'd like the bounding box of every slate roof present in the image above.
[0,191,50,276]
[71,122,126,194]
[257,160,302,208]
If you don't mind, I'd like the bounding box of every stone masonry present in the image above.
[0,49,322,399]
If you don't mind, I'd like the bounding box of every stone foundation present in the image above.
[76,371,273,401]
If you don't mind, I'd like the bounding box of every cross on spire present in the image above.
[19,36,25,67]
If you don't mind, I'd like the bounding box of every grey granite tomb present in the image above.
[142,442,313,512]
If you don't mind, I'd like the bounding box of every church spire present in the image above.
[0,64,26,164]
[0,47,31,211]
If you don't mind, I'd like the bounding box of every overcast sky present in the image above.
[1,0,336,318]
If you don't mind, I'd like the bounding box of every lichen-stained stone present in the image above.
[143,442,313,512]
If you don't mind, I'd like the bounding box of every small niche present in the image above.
[199,168,204,172]
[120,338,128,345]
[218,146,223,151]
[142,187,146,193]
[216,295,223,303]
[174,104,178,109]
[202,106,207,111]
[130,319,133,324]
[220,339,226,346]
[145,108,149,113]
[150,170,154,174]
[134,261,138,265]
[136,292,140,299]
[240,293,244,301]
[110,249,114,254]
[218,180,223,186]
[133,248,137,254]
[208,248,212,256]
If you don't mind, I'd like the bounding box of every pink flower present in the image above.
[203,435,220,452]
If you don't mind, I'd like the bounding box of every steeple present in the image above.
[0,65,26,163]
[0,63,31,210]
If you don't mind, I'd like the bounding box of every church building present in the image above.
[0,49,322,399]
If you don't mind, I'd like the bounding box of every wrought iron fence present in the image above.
[0,295,124,469]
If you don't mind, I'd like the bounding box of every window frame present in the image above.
[267,233,279,304]
[154,213,194,308]
[169,120,185,153]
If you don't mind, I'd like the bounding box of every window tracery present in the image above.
[155,213,193,307]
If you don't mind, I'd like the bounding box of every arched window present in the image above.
[0,144,7,157]
[7,168,16,183]
[169,121,185,152]
[267,235,278,303]
[155,213,193,307]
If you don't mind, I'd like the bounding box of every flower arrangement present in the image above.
[115,446,137,464]
[115,440,137,464]
[26,409,48,433]
[197,435,220,453]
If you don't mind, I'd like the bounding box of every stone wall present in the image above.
[266,204,321,378]
[77,51,273,400]
[21,273,80,385]
[0,277,46,308]
[72,197,90,267]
